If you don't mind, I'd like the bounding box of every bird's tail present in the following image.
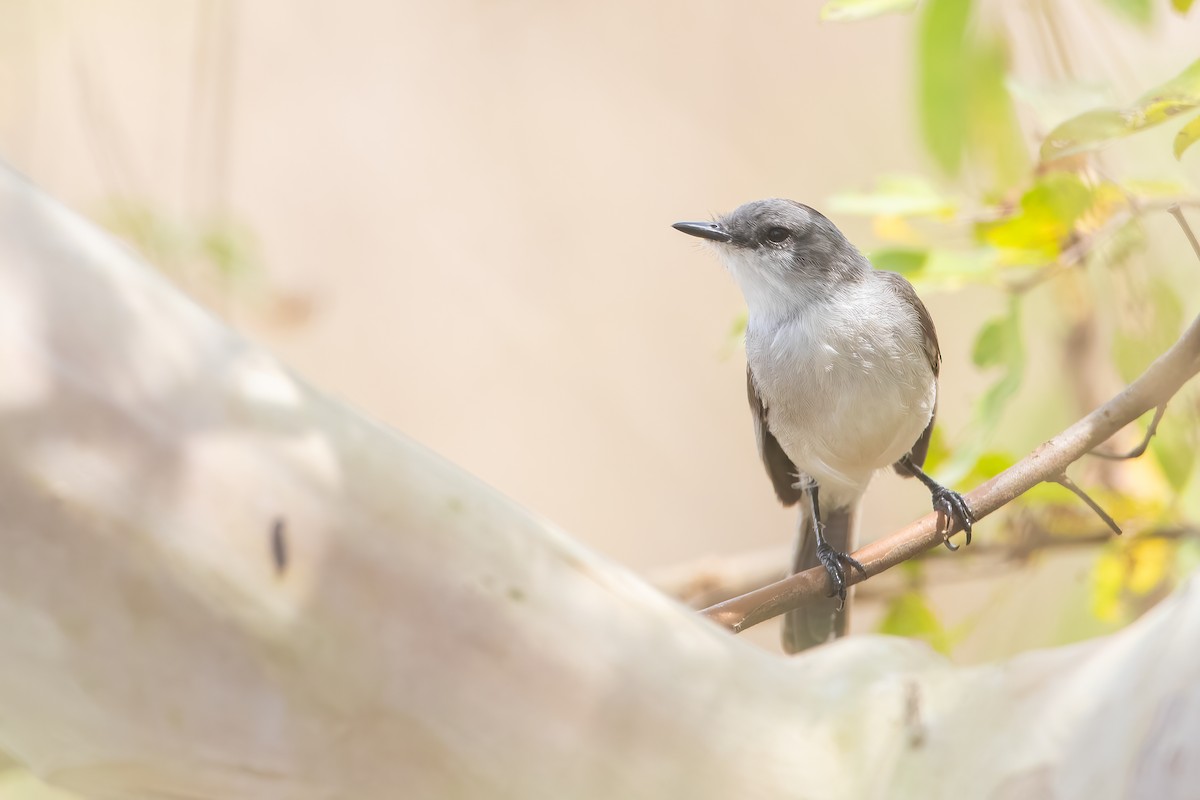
[781,501,859,654]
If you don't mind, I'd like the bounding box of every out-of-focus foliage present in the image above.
[1042,58,1200,161]
[818,0,917,22]
[821,0,1200,654]
[828,174,957,217]
[879,589,952,653]
[1100,0,1154,25]
[1176,114,1200,159]
[101,198,262,286]
[100,199,314,328]
[916,0,973,176]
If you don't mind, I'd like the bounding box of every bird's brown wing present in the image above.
[876,271,941,472]
[747,366,804,506]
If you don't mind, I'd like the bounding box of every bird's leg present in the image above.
[897,454,975,547]
[807,485,866,610]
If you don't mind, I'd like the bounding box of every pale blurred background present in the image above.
[2,0,1197,654]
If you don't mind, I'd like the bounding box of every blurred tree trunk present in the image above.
[0,164,1197,800]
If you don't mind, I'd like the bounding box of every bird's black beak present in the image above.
[672,221,732,243]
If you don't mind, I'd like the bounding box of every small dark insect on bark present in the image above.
[270,517,287,576]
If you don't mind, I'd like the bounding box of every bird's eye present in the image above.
[765,227,790,244]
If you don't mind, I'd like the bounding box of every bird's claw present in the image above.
[933,487,975,548]
[815,543,867,610]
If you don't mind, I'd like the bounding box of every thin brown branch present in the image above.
[1050,473,1122,535]
[701,311,1200,633]
[662,524,1200,609]
[1091,404,1166,460]
[1168,204,1200,263]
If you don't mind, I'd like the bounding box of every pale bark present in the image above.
[0,164,1197,800]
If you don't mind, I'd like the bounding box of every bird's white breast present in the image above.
[746,282,936,509]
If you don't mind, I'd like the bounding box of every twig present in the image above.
[701,311,1200,633]
[1168,205,1200,263]
[1050,473,1121,535]
[1091,404,1166,460]
[660,525,1200,609]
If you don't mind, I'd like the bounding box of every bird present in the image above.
[674,198,973,653]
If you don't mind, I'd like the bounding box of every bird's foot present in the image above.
[815,543,867,610]
[932,486,975,548]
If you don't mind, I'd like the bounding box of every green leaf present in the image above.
[1041,58,1200,160]
[971,317,1010,368]
[819,0,917,21]
[1134,58,1200,122]
[919,248,997,284]
[978,173,1095,265]
[1150,422,1196,494]
[1098,0,1152,25]
[1174,113,1200,159]
[878,590,951,654]
[828,174,958,217]
[868,246,998,289]
[199,219,261,281]
[935,297,1023,483]
[871,248,929,276]
[960,450,1017,488]
[917,0,974,175]
[99,199,186,269]
[965,35,1029,193]
[1041,110,1131,161]
[977,364,1022,432]
[1173,0,1195,13]
[1023,173,1096,221]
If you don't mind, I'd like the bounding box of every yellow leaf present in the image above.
[1091,547,1126,622]
[872,214,924,244]
[1174,113,1200,159]
[978,173,1094,264]
[1128,539,1173,595]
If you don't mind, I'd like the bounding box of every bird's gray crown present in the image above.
[718,198,850,254]
[719,198,868,283]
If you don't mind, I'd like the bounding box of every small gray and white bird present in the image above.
[674,198,973,653]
